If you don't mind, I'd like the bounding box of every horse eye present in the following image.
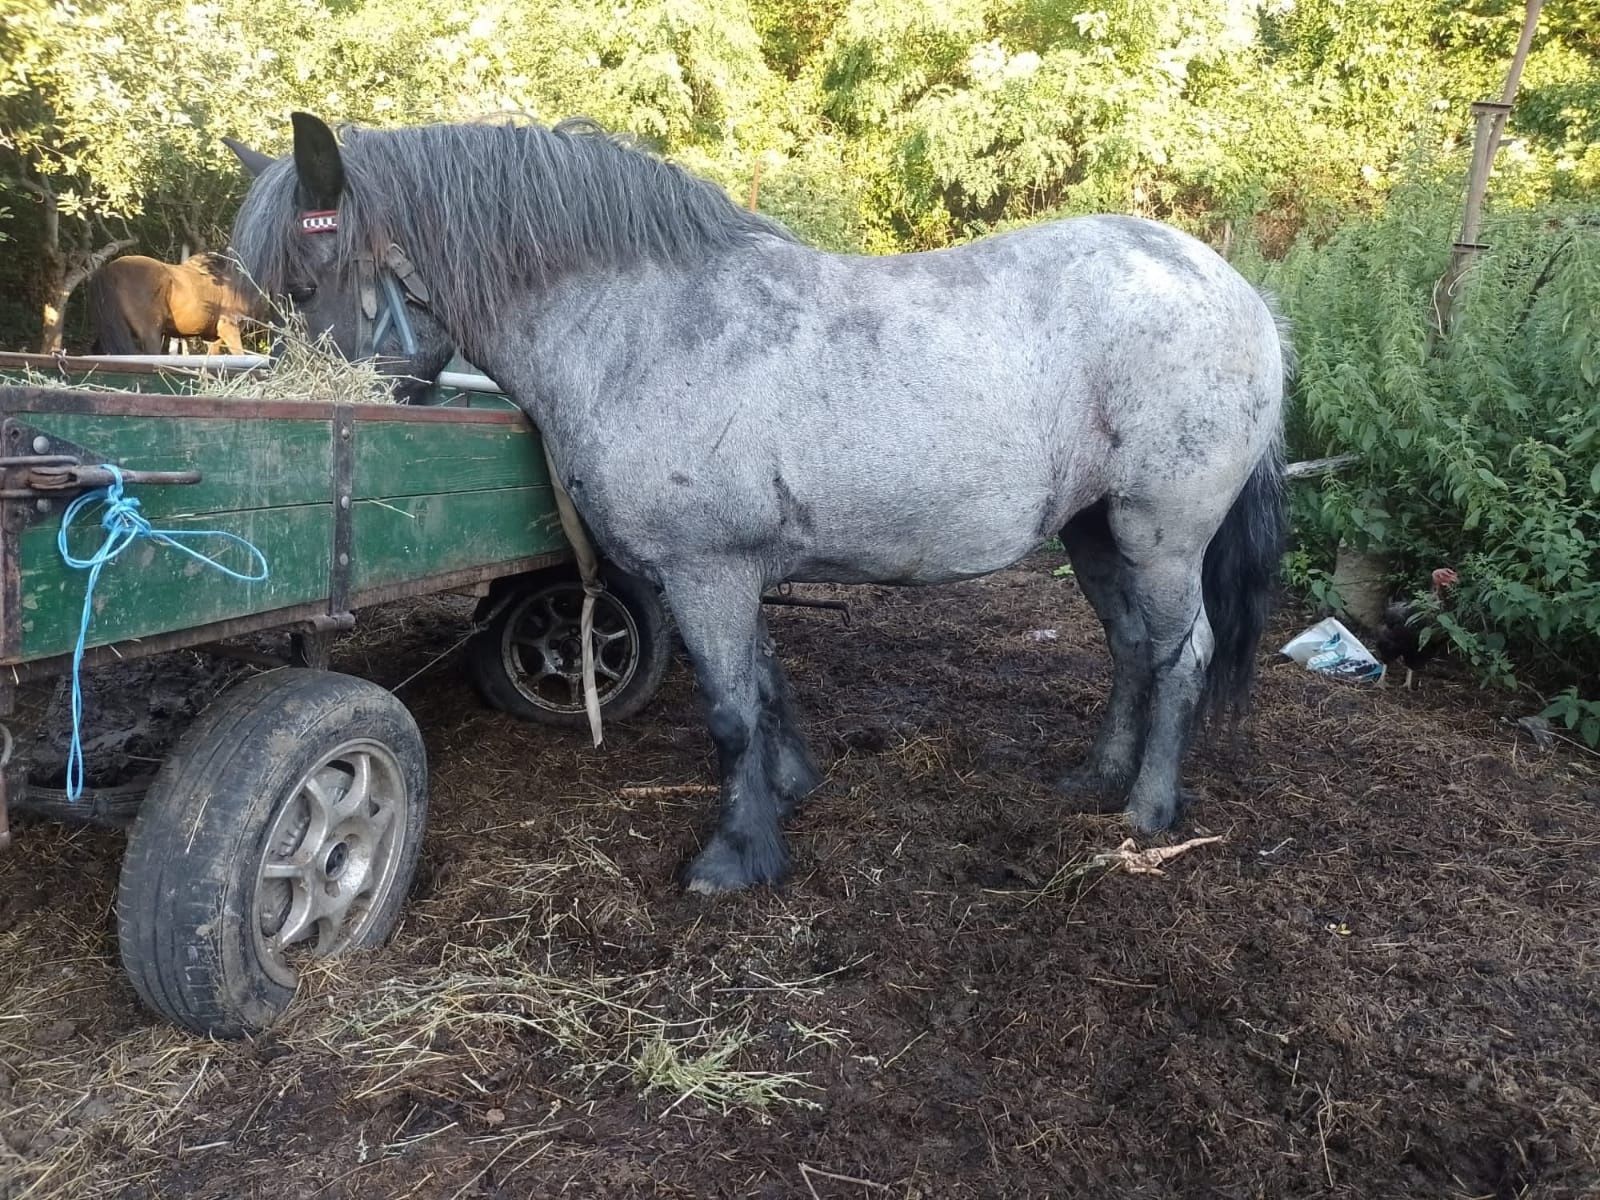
[286,283,317,304]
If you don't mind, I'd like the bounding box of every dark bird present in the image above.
[1375,567,1458,689]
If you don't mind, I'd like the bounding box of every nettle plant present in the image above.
[1257,177,1600,743]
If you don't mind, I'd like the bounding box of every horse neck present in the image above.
[172,254,247,312]
[452,264,665,442]
[423,232,809,452]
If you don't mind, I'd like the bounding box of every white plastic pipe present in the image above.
[50,354,509,396]
[62,353,271,370]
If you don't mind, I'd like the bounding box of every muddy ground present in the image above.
[2,552,1597,1199]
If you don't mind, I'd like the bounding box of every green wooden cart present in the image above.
[0,352,673,1037]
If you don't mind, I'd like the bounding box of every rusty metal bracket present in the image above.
[294,612,356,635]
[0,422,202,505]
[0,460,201,499]
[290,611,355,669]
[0,454,76,468]
[330,407,354,617]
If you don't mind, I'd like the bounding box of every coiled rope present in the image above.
[57,466,269,799]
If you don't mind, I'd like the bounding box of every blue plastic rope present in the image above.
[57,466,269,800]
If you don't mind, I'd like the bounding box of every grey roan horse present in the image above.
[230,113,1288,894]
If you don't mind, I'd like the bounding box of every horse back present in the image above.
[176,253,263,320]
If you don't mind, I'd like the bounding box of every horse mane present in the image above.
[187,251,238,284]
[186,251,265,314]
[232,118,794,338]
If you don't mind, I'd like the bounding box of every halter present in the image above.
[299,208,432,360]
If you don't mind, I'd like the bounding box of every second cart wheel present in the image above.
[116,669,428,1037]
[464,563,672,728]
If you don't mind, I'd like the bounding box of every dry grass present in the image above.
[4,566,1600,1197]
[13,316,398,404]
[0,821,817,1200]
[633,1024,819,1116]
[288,952,815,1115]
[182,317,397,404]
[0,868,224,1199]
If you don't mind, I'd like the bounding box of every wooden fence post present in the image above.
[1432,0,1544,337]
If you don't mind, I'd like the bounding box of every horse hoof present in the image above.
[1123,789,1192,834]
[682,833,789,895]
[1055,764,1131,814]
[770,733,822,795]
[773,759,824,819]
[1125,805,1173,835]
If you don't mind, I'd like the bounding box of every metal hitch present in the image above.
[0,455,202,500]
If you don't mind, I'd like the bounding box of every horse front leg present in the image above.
[755,613,822,818]
[662,562,792,893]
[215,314,246,356]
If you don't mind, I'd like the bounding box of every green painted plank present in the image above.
[11,411,331,516]
[350,486,567,592]
[16,504,332,660]
[353,418,548,499]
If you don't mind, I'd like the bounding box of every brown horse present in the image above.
[87,252,264,354]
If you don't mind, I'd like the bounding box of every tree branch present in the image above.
[1511,233,1574,335]
[179,211,209,255]
[7,173,54,201]
[64,238,137,291]
[1286,454,1361,480]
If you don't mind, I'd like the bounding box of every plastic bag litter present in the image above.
[1280,617,1385,682]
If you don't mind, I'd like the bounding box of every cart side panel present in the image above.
[10,411,332,515]
[16,505,332,660]
[349,416,569,592]
[351,412,551,500]
[1,402,336,663]
[351,489,565,592]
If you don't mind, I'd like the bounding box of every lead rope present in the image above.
[540,444,604,747]
[57,466,269,799]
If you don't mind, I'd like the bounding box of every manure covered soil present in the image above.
[2,552,1597,1199]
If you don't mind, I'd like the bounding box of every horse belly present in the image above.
[783,463,1068,586]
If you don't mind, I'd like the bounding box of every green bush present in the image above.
[1253,175,1600,733]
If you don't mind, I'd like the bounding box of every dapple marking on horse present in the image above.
[229,113,1288,895]
[87,251,264,355]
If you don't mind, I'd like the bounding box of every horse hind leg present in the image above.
[1055,502,1152,811]
[661,560,793,893]
[1114,514,1216,833]
[133,312,165,354]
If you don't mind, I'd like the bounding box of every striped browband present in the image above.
[300,210,339,234]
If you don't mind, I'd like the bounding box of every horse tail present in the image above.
[1200,435,1286,722]
[1200,296,1292,723]
[87,261,136,354]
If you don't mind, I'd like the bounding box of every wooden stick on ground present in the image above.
[799,1163,890,1197]
[1091,835,1224,877]
[619,783,719,799]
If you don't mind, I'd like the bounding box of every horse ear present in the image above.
[221,136,275,178]
[290,112,345,209]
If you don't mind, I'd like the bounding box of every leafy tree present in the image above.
[1254,178,1600,715]
[0,0,292,346]
[1,0,1598,348]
